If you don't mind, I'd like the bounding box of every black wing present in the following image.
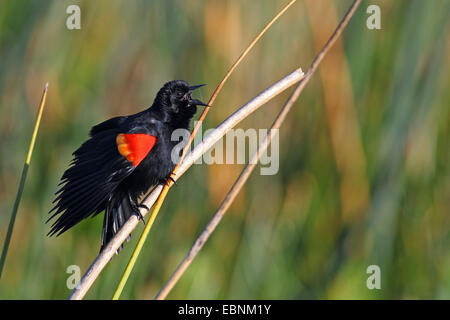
[47,119,135,236]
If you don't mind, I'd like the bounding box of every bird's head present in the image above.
[155,80,208,119]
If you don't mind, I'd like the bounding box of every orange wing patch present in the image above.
[116,133,157,167]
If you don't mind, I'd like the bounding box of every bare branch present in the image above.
[154,0,362,300]
[68,68,304,300]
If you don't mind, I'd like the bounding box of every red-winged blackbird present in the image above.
[48,80,207,252]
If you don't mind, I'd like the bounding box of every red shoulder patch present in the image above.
[116,133,157,167]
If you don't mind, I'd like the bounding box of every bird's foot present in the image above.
[129,199,147,224]
[127,191,147,223]
[168,174,177,186]
[160,173,177,187]
[138,203,149,211]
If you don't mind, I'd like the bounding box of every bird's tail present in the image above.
[101,191,134,253]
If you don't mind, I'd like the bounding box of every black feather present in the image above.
[48,80,206,254]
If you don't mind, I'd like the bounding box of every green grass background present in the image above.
[0,0,449,299]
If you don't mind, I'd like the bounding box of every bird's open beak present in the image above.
[188,98,208,107]
[189,84,205,91]
[188,84,209,107]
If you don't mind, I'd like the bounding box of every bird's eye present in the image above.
[176,91,184,98]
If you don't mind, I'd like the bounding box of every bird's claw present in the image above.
[167,174,177,186]
[160,174,177,186]
[138,203,149,211]
[136,211,146,224]
[131,203,146,224]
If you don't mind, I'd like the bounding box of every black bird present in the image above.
[48,80,207,252]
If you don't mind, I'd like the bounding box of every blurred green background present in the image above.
[0,0,449,299]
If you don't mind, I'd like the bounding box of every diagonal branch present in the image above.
[154,0,362,300]
[68,68,304,299]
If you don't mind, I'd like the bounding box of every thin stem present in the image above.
[178,0,297,167]
[0,83,48,279]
